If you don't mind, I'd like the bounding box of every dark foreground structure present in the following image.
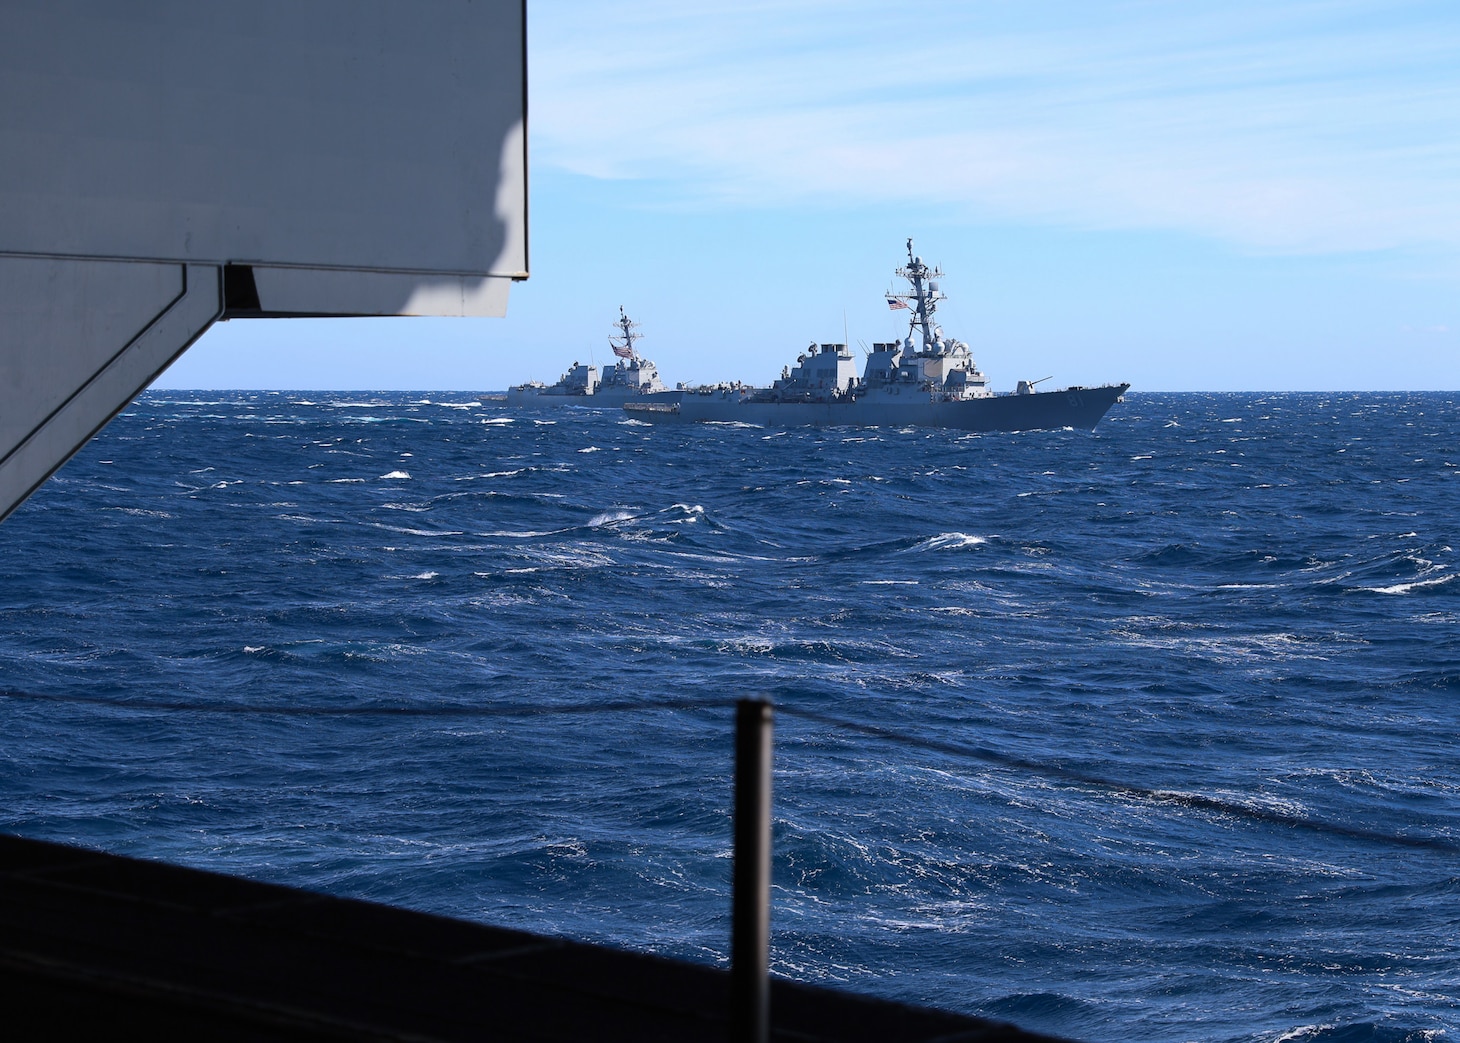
[0,834,1064,1042]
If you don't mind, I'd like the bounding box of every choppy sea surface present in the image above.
[2,390,1457,1042]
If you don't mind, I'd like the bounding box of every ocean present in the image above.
[1,390,1456,1042]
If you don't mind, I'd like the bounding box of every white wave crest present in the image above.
[107,507,173,518]
[380,470,412,480]
[588,510,637,527]
[916,532,989,551]
[1363,573,1456,595]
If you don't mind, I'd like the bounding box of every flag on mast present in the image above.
[887,297,909,310]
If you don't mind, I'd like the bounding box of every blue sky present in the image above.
[160,0,1460,392]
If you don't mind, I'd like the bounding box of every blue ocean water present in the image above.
[1,390,1457,1043]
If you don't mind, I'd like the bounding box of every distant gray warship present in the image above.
[625,241,1128,431]
[507,307,679,407]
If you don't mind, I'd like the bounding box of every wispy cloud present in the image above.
[531,0,1460,252]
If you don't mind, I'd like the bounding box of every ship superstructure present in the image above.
[507,307,678,407]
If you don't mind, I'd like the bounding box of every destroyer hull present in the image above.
[629,383,1129,432]
[506,387,683,409]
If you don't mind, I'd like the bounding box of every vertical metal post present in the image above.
[731,698,772,1043]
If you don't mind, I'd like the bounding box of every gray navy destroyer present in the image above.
[626,240,1128,431]
[507,307,678,407]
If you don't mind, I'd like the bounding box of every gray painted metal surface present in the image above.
[0,0,526,285]
[0,258,221,521]
[0,1,527,521]
[652,382,1129,432]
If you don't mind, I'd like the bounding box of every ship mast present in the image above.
[888,238,945,353]
[609,305,642,362]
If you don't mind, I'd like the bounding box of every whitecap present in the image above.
[376,525,465,538]
[1364,574,1456,595]
[380,470,412,480]
[107,507,173,518]
[455,469,524,481]
[916,532,989,551]
[588,510,637,527]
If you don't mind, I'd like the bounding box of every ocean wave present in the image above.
[912,532,989,551]
[1361,573,1455,595]
[1273,1024,1445,1043]
[104,507,173,518]
[368,523,466,537]
[588,510,638,527]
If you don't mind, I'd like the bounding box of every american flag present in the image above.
[612,344,635,359]
[886,297,909,310]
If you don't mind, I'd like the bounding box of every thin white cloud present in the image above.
[531,0,1460,252]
